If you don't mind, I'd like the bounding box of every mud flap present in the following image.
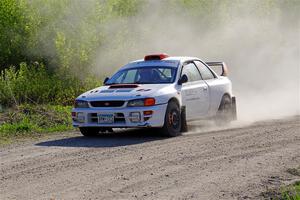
[231,97,237,120]
[180,106,188,132]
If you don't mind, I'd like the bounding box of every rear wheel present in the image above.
[215,95,232,126]
[180,106,188,132]
[161,101,182,137]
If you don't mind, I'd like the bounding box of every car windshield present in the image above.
[105,66,177,84]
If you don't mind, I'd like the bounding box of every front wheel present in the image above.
[79,127,100,137]
[161,101,182,137]
[79,127,113,137]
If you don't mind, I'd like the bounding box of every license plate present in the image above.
[98,114,114,124]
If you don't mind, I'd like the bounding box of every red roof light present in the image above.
[144,53,169,61]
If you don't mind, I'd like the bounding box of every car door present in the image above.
[194,60,221,116]
[181,62,210,120]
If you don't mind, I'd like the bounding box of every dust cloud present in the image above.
[29,0,300,124]
[93,0,300,123]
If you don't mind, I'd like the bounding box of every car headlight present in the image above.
[127,98,155,107]
[74,100,89,108]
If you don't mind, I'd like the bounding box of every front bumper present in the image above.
[72,104,167,128]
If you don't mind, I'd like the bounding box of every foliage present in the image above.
[1,0,299,74]
[0,0,36,69]
[0,0,143,109]
[1,0,298,72]
[0,62,101,107]
[281,181,300,200]
[0,0,142,74]
[262,181,300,200]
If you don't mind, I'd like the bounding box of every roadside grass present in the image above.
[0,104,74,145]
[280,181,300,200]
[262,178,300,200]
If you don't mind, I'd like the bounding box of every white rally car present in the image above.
[72,54,237,137]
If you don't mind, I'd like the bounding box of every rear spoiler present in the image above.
[206,62,228,76]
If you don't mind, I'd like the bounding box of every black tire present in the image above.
[79,127,100,137]
[215,95,232,126]
[180,106,188,132]
[161,101,182,137]
[231,97,237,120]
[99,127,114,133]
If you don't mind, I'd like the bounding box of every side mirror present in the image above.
[103,77,109,85]
[178,74,188,85]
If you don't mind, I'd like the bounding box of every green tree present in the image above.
[0,0,38,69]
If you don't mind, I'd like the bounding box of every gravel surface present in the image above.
[0,116,299,200]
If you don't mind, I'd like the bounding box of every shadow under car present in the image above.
[35,128,168,148]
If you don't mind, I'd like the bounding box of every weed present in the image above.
[262,181,300,200]
[0,104,75,145]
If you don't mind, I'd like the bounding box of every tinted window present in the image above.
[194,61,215,80]
[181,63,202,82]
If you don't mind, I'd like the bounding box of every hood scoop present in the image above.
[109,84,139,89]
[116,89,133,92]
[99,90,115,93]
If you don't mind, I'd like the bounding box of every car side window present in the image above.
[181,62,202,82]
[194,61,215,80]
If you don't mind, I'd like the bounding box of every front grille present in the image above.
[90,101,125,107]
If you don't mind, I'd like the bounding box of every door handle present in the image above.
[203,87,208,91]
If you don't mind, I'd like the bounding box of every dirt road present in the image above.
[0,116,299,200]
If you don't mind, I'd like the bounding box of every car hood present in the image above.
[76,84,174,101]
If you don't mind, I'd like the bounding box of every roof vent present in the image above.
[144,53,169,61]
